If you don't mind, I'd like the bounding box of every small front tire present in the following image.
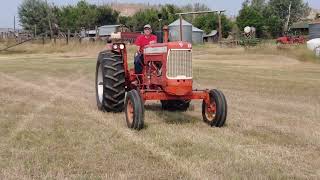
[125,90,144,130]
[202,89,227,127]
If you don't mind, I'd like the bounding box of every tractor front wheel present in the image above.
[125,90,144,130]
[202,89,227,127]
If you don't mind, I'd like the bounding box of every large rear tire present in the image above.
[161,100,190,111]
[96,50,125,112]
[202,89,227,127]
[125,90,144,130]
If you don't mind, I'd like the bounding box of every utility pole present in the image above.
[158,18,163,42]
[45,0,53,39]
[67,29,70,45]
[218,12,222,41]
[179,15,183,41]
[13,16,16,32]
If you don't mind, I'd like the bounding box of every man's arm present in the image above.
[149,35,157,44]
[136,45,141,52]
[134,36,142,53]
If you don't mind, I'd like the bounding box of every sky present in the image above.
[1,0,319,28]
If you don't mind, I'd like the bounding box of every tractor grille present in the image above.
[167,49,192,79]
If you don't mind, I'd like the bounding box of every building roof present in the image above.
[98,25,122,36]
[204,30,218,37]
[291,21,309,29]
[168,19,192,26]
[192,26,204,32]
[99,25,121,28]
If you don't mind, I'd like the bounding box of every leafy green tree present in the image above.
[130,8,159,31]
[193,13,233,37]
[96,6,119,26]
[180,3,210,24]
[18,0,50,34]
[19,0,233,38]
[73,1,98,29]
[119,16,131,26]
[267,0,310,34]
[251,0,266,11]
[121,3,232,37]
[159,4,181,26]
[121,4,181,32]
[262,6,282,37]
[236,2,264,37]
[55,5,76,31]
[55,1,119,32]
[236,0,310,38]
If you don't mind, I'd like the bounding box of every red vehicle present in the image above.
[276,35,306,44]
[95,30,227,130]
[110,32,141,44]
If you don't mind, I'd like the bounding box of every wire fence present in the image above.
[0,28,106,52]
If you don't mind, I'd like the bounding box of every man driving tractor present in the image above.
[134,24,157,74]
[96,22,228,130]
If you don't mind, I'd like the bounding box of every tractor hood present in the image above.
[144,42,192,54]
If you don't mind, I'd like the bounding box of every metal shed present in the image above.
[192,26,204,44]
[291,21,309,35]
[168,19,192,43]
[309,22,320,40]
[98,25,121,36]
[204,30,219,43]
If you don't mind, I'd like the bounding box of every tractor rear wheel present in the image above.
[202,89,227,127]
[125,90,144,130]
[161,100,190,111]
[96,50,125,112]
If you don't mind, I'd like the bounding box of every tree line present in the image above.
[237,0,310,38]
[18,0,310,38]
[18,0,233,37]
[18,0,119,34]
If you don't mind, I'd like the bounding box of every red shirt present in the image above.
[135,34,157,53]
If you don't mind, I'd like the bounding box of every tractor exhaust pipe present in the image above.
[163,25,169,43]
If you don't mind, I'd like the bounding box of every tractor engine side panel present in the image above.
[143,48,168,87]
[143,42,193,96]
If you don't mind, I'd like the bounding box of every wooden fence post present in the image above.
[34,25,37,38]
[67,29,70,45]
[95,26,98,40]
[218,12,222,42]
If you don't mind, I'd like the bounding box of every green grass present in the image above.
[246,42,320,63]
[0,43,320,179]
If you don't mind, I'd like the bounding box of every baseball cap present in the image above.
[144,24,151,29]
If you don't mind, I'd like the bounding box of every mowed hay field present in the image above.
[0,43,320,179]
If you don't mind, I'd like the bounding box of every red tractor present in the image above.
[95,36,227,130]
[276,35,306,45]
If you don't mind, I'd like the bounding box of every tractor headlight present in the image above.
[119,44,125,50]
[112,44,118,49]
